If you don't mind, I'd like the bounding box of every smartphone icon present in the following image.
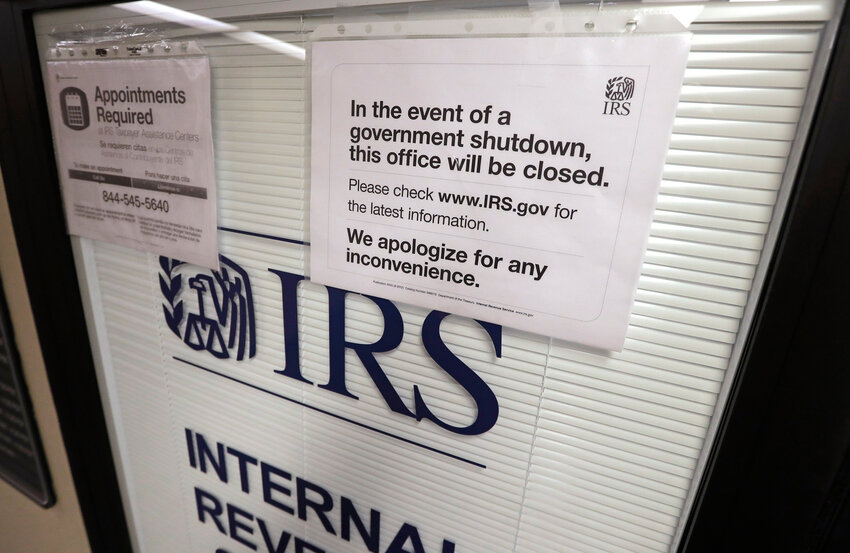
[60,87,89,130]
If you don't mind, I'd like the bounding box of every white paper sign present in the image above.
[47,51,219,269]
[310,34,689,350]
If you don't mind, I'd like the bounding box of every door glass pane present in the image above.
[33,2,841,552]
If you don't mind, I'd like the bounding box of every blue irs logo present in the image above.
[159,256,257,360]
[59,87,90,130]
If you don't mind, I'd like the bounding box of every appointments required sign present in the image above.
[46,44,219,269]
[310,32,690,350]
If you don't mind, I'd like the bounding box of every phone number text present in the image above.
[102,191,170,212]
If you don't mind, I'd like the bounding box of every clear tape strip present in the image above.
[311,13,686,42]
[47,40,206,60]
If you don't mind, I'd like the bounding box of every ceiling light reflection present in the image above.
[115,1,306,60]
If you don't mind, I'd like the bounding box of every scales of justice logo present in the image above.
[159,256,257,360]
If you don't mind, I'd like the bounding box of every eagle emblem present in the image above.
[605,76,635,101]
[159,255,256,360]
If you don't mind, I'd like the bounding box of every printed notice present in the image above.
[47,50,218,269]
[310,34,690,350]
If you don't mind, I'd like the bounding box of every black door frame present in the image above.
[0,1,133,552]
[678,3,850,551]
[0,2,849,553]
